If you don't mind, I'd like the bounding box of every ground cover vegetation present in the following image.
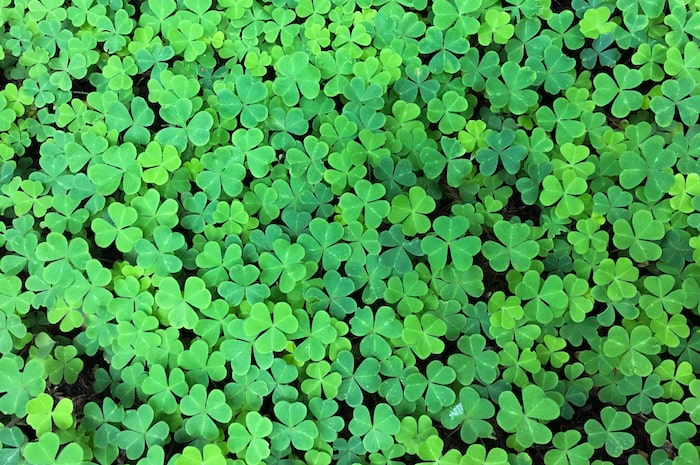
[1,0,700,464]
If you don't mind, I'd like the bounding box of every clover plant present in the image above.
[2,0,700,464]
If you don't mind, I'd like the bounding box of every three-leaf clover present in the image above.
[297,218,352,272]
[142,364,188,415]
[584,407,634,458]
[116,404,169,460]
[387,186,436,236]
[349,306,403,360]
[421,215,481,272]
[485,61,538,114]
[650,77,700,127]
[475,128,528,176]
[544,430,594,465]
[133,225,185,277]
[421,136,473,187]
[540,170,588,219]
[592,257,639,302]
[180,384,232,441]
[349,403,401,453]
[644,401,697,448]
[155,276,212,330]
[0,358,45,417]
[270,401,319,451]
[156,98,213,149]
[273,51,321,105]
[227,411,273,464]
[338,180,390,230]
[426,91,468,134]
[612,210,665,263]
[401,313,447,360]
[259,239,307,293]
[482,221,539,272]
[91,202,143,253]
[619,136,677,202]
[496,385,560,448]
[243,302,299,354]
[602,326,661,377]
[592,64,644,118]
[441,387,495,444]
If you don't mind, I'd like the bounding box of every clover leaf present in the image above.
[526,45,576,94]
[297,218,352,272]
[426,91,468,134]
[441,387,495,443]
[482,221,539,272]
[35,232,90,288]
[227,411,273,464]
[26,393,73,436]
[244,302,298,354]
[258,239,307,293]
[401,313,446,360]
[156,98,213,149]
[155,276,211,330]
[218,264,270,306]
[476,127,528,176]
[181,384,232,441]
[404,360,456,413]
[301,360,342,399]
[618,374,664,415]
[332,350,381,408]
[579,6,617,38]
[273,51,321,105]
[535,97,586,145]
[485,61,538,114]
[540,169,588,219]
[421,215,481,272]
[416,435,463,464]
[116,404,169,460]
[497,385,560,448]
[418,27,470,74]
[349,403,400,453]
[178,339,227,386]
[294,310,338,363]
[349,306,403,360]
[544,430,594,465]
[650,77,700,127]
[339,180,390,230]
[612,210,665,263]
[175,444,226,465]
[232,127,276,179]
[592,64,644,118]
[23,432,83,465]
[44,345,84,385]
[271,401,319,451]
[584,407,634,458]
[387,186,436,236]
[0,357,45,417]
[645,401,697,448]
[592,257,639,302]
[137,141,181,186]
[602,326,660,377]
[142,364,188,415]
[384,270,429,316]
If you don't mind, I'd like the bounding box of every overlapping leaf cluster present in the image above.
[1,0,700,464]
